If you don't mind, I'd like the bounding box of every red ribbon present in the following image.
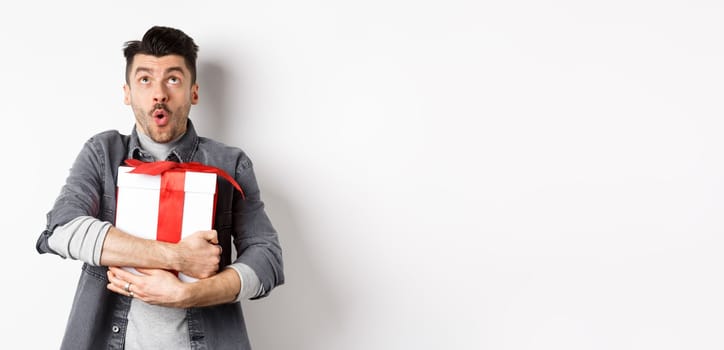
[156,171,186,243]
[125,159,245,199]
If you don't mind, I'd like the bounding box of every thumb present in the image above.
[203,229,219,244]
[134,267,154,275]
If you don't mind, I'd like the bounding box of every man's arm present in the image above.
[47,216,222,279]
[106,265,241,308]
[101,226,222,279]
[230,154,285,299]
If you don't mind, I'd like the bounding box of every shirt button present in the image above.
[112,325,120,333]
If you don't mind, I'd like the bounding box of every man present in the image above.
[35,26,284,350]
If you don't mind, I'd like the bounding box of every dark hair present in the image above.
[123,26,199,84]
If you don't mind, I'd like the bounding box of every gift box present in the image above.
[115,163,218,283]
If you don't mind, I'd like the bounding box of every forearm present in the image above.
[181,268,241,308]
[100,226,179,270]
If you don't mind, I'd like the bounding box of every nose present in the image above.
[152,83,168,104]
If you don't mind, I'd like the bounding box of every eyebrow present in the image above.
[134,66,186,77]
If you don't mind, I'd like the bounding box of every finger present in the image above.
[135,267,172,276]
[204,229,219,244]
[106,270,135,297]
[108,267,143,295]
[106,268,127,287]
[109,266,139,281]
[134,267,153,275]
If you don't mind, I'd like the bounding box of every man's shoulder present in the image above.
[83,129,131,158]
[90,129,130,142]
[196,136,253,170]
[198,136,242,152]
[87,129,130,143]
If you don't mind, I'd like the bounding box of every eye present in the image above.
[139,76,150,84]
[168,76,180,85]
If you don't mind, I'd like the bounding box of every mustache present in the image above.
[153,103,170,112]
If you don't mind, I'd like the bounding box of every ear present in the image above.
[123,84,131,105]
[190,83,199,105]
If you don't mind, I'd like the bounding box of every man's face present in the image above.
[123,54,199,143]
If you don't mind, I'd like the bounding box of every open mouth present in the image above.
[152,104,170,126]
[153,109,167,119]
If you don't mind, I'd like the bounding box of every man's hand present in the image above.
[173,230,222,279]
[107,266,191,308]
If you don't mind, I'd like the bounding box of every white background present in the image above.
[2,1,724,349]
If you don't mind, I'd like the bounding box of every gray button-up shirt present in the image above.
[36,119,284,350]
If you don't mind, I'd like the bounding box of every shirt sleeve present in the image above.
[230,153,284,299]
[225,263,264,302]
[47,216,111,266]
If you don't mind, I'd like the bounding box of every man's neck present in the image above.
[136,127,184,161]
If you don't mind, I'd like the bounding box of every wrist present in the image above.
[160,241,183,271]
[177,282,197,308]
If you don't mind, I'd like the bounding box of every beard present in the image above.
[133,103,190,143]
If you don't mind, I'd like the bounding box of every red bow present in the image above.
[124,159,245,199]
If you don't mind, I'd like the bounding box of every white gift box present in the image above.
[115,165,218,282]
